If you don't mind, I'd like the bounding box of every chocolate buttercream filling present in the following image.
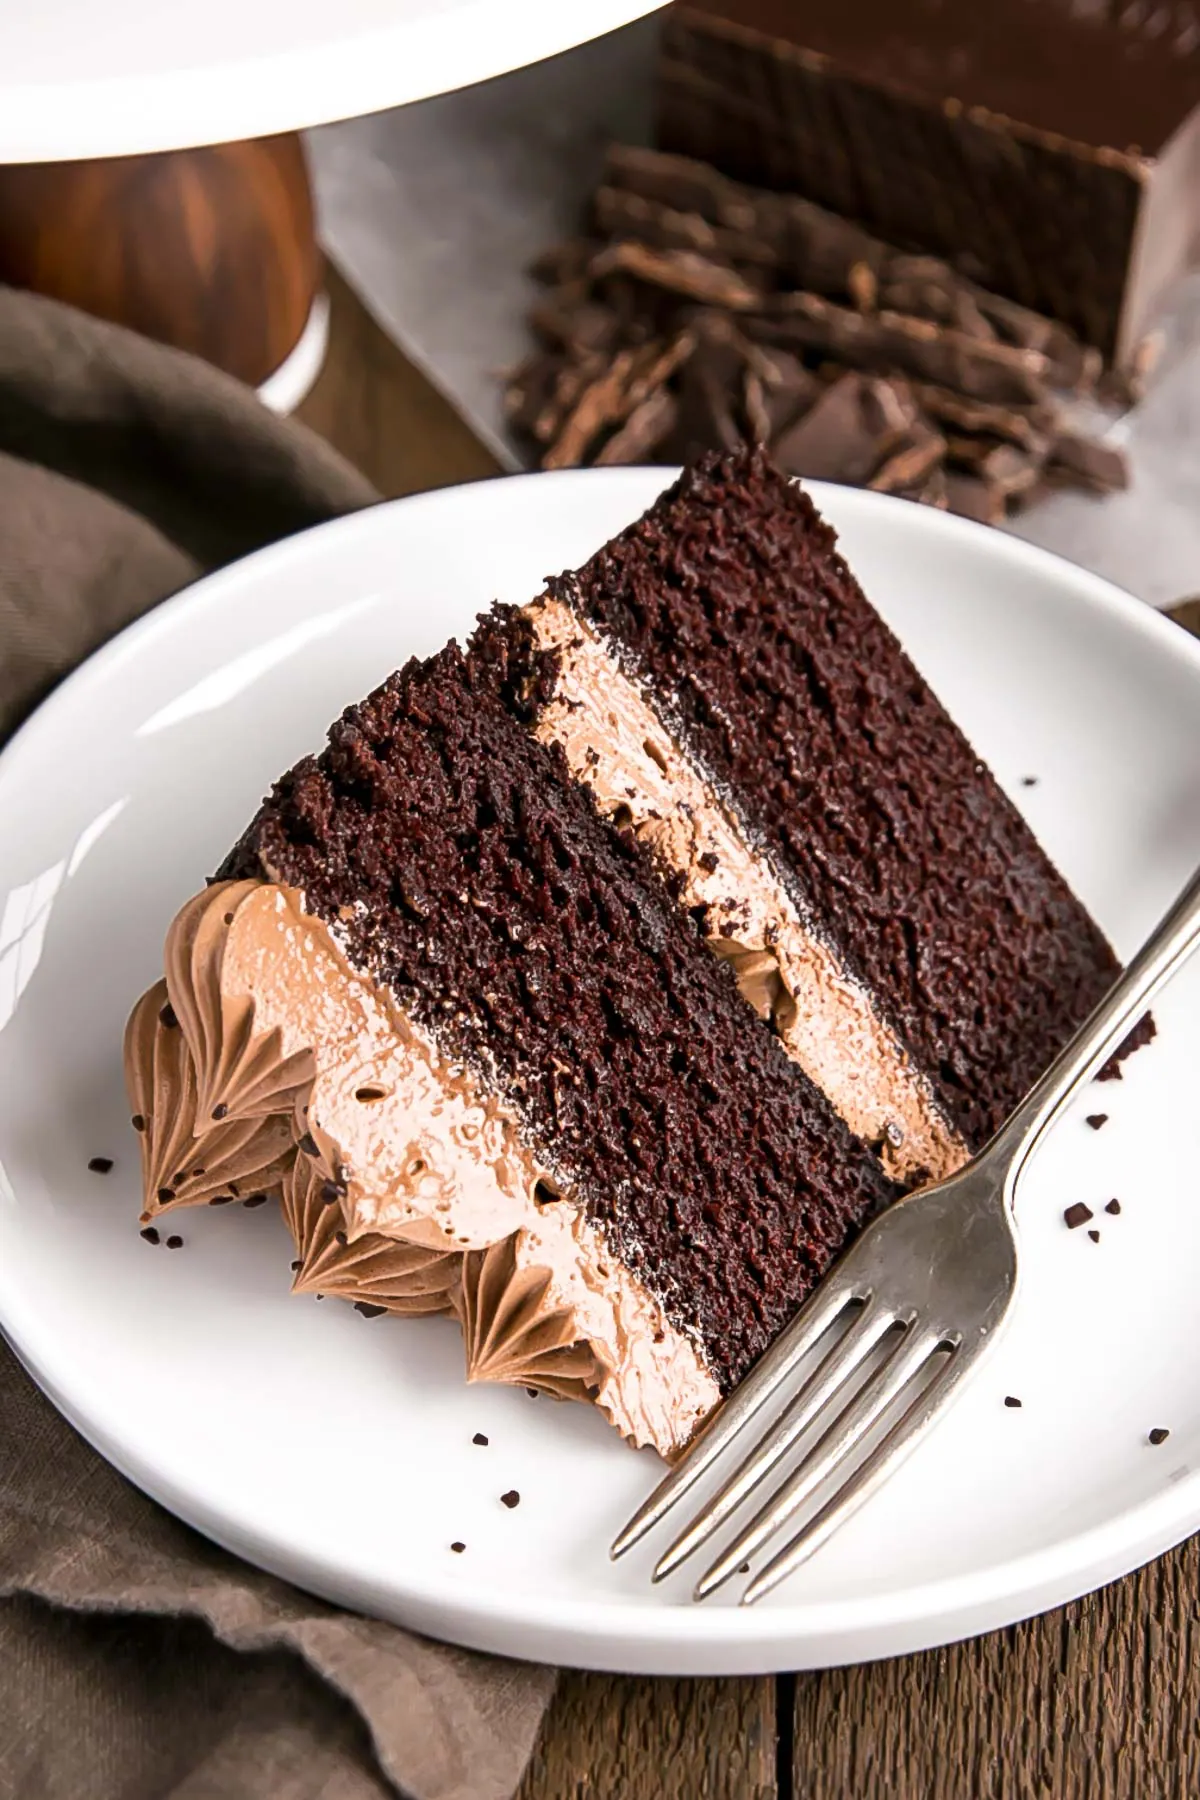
[524,593,968,1185]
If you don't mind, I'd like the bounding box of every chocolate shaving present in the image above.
[510,142,1139,516]
[1063,1202,1094,1230]
[594,387,679,464]
[944,473,1007,527]
[868,422,946,495]
[757,295,1049,406]
[590,241,760,311]
[1047,432,1129,494]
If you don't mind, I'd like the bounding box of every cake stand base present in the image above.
[0,133,321,397]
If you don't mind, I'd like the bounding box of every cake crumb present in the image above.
[87,1156,114,1174]
[1086,1114,1108,1131]
[1063,1202,1093,1230]
[1149,1428,1170,1446]
[1106,1198,1121,1215]
[501,1490,521,1509]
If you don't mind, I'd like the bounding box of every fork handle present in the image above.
[989,861,1200,1191]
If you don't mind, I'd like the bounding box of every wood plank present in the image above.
[518,1673,779,1800]
[296,261,499,499]
[793,1536,1200,1797]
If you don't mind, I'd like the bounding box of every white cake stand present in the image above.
[0,0,666,162]
[0,0,666,405]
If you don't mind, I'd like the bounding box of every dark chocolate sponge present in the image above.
[550,445,1122,1150]
[221,629,899,1392]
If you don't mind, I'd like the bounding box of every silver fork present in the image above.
[612,862,1200,1606]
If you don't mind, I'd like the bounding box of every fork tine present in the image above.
[610,1278,860,1560]
[651,1296,902,1582]
[741,1345,966,1605]
[694,1327,946,1600]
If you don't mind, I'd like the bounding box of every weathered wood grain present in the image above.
[793,1537,1200,1798]
[297,262,498,499]
[517,1674,778,1800]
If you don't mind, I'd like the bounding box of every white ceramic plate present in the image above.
[2,471,1200,1675]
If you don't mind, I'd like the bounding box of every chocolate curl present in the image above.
[593,184,777,270]
[754,293,1049,405]
[589,241,761,311]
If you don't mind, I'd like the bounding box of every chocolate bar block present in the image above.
[657,0,1200,364]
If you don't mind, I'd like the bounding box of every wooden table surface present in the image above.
[299,265,1199,1800]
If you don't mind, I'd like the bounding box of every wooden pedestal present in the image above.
[0,133,318,389]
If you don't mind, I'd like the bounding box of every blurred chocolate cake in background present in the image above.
[657,0,1200,368]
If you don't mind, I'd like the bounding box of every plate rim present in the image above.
[3,467,1200,1674]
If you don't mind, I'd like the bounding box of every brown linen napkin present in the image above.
[0,285,555,1800]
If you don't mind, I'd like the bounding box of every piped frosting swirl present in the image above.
[164,882,316,1124]
[124,980,296,1218]
[280,1154,460,1314]
[455,1233,607,1401]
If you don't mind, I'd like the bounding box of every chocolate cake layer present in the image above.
[658,2,1200,362]
[220,632,900,1392]
[547,447,1120,1152]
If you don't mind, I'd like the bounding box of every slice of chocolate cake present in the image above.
[124,446,1128,1456]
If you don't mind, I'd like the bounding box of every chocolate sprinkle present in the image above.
[473,1433,489,1446]
[131,1114,146,1133]
[87,1156,114,1174]
[738,1562,751,1574]
[139,1227,160,1245]
[320,1179,345,1205]
[1106,1198,1122,1215]
[211,1103,229,1121]
[158,1001,179,1029]
[355,1302,387,1318]
[1149,1428,1170,1445]
[1086,1114,1109,1130]
[209,1195,235,1205]
[290,1259,302,1271]
[451,1541,466,1553]
[1088,1228,1100,1242]
[500,1490,521,1509]
[1063,1202,1093,1229]
[526,1388,539,1399]
[1004,1396,1022,1408]
[1020,776,1039,787]
[242,1193,269,1209]
[165,1235,183,1250]
[156,1185,175,1205]
[299,1132,320,1158]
